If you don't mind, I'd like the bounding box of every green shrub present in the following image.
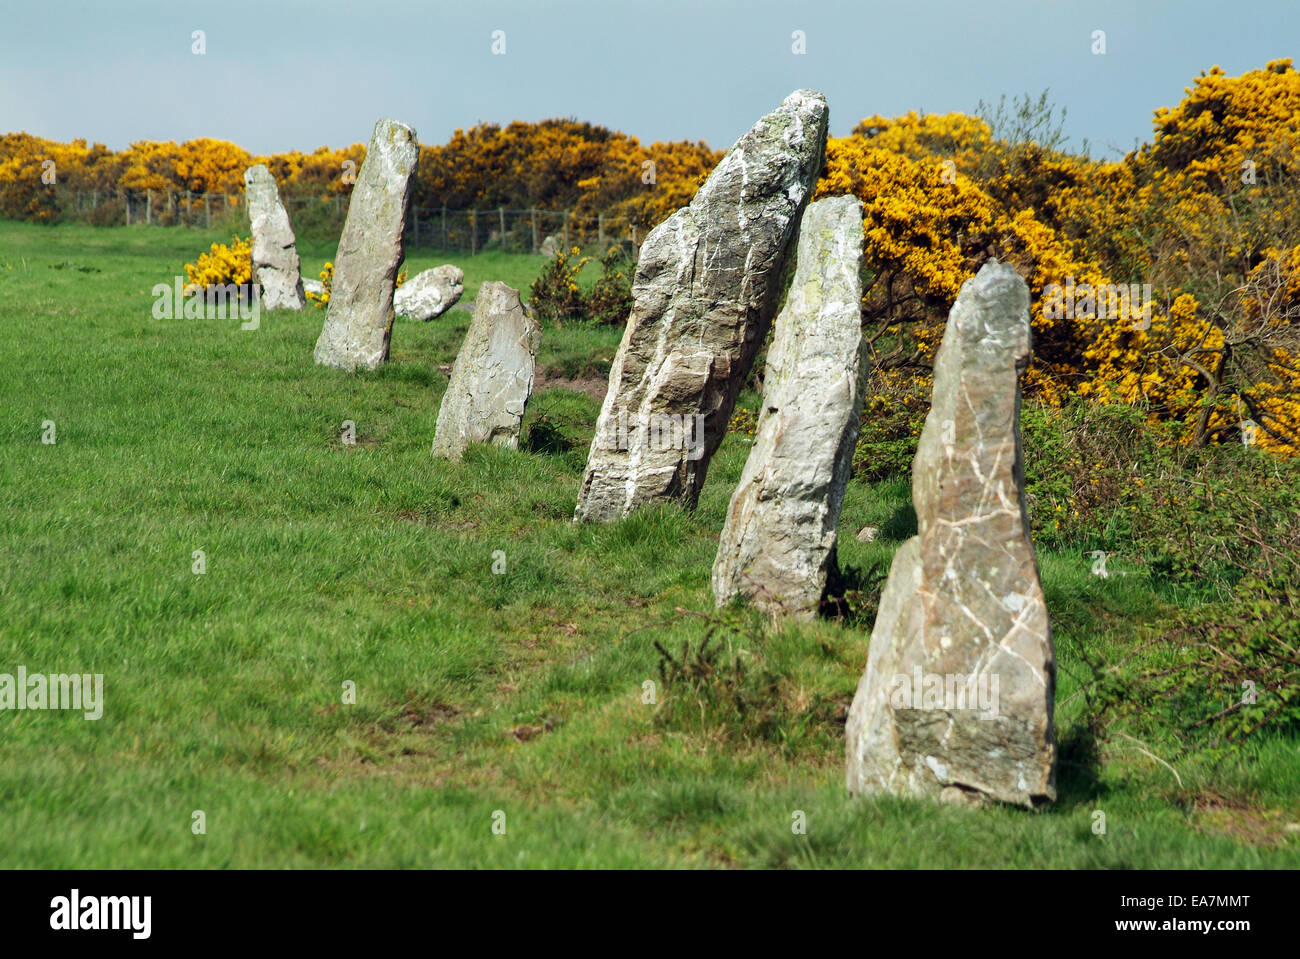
[529,246,633,326]
[851,372,931,481]
[1089,578,1300,759]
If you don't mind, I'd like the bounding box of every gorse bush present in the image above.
[183,235,251,292]
[529,246,633,326]
[583,248,636,325]
[0,121,719,236]
[529,246,588,324]
[851,371,931,481]
[305,262,331,309]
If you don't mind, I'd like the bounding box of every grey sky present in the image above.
[2,0,1296,157]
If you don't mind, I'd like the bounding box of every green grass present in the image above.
[0,219,1297,868]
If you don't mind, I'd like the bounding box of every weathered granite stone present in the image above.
[313,118,419,371]
[431,282,541,461]
[574,89,829,523]
[302,278,324,295]
[540,235,560,258]
[394,265,464,320]
[244,164,305,310]
[712,196,866,617]
[845,261,1056,808]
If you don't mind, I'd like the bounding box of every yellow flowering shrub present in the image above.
[305,262,332,309]
[183,236,252,294]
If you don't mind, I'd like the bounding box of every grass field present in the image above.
[1,219,1297,868]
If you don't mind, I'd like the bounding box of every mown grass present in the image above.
[0,219,1296,868]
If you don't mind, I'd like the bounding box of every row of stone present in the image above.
[280,95,1055,809]
[565,90,1056,808]
[243,146,465,326]
[242,117,545,460]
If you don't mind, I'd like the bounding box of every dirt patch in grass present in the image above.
[1192,793,1300,848]
[533,369,608,401]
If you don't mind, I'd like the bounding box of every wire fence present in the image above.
[41,187,645,257]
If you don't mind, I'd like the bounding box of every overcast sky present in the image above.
[2,0,1297,158]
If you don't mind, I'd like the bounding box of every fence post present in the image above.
[204,194,211,229]
[470,209,477,255]
[92,191,98,210]
[441,205,447,249]
[412,207,419,246]
[185,190,192,227]
[146,189,152,225]
[498,206,506,250]
[562,211,569,250]
[598,214,606,254]
[123,191,130,226]
[530,209,538,253]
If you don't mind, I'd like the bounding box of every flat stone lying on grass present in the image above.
[712,195,866,618]
[845,261,1057,809]
[244,164,304,310]
[394,265,464,320]
[431,281,541,461]
[574,89,829,523]
[313,118,419,371]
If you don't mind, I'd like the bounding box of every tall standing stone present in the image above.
[573,90,829,523]
[712,196,866,617]
[313,118,419,371]
[431,282,541,461]
[244,164,305,310]
[845,262,1056,808]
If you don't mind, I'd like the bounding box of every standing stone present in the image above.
[540,235,560,258]
[431,282,541,461]
[845,262,1056,808]
[712,196,866,617]
[574,89,829,523]
[244,165,305,310]
[313,118,419,371]
[394,265,464,320]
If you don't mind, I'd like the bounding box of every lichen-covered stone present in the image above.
[313,118,418,371]
[431,282,541,461]
[845,261,1056,808]
[574,90,829,523]
[712,196,865,617]
[244,165,304,310]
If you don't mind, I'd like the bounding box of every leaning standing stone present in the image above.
[574,89,829,522]
[244,165,305,310]
[431,282,541,461]
[711,196,866,617]
[845,261,1056,808]
[313,118,419,371]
